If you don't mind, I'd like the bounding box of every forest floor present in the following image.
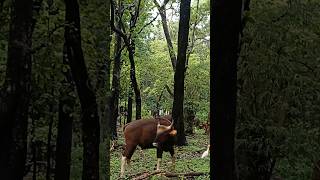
[109,128,210,180]
[69,127,210,180]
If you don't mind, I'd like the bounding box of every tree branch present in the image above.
[165,84,174,98]
[110,0,130,46]
[136,13,159,35]
[187,0,200,62]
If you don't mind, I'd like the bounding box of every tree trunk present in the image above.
[127,92,133,124]
[110,0,142,120]
[46,103,54,180]
[0,0,33,179]
[211,0,242,179]
[184,108,195,135]
[312,160,320,180]
[153,0,177,71]
[172,0,191,146]
[54,44,75,180]
[63,0,100,179]
[95,0,111,142]
[54,98,73,180]
[32,141,37,180]
[110,21,122,139]
[128,49,142,120]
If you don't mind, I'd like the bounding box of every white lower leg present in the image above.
[120,156,127,177]
[126,159,131,169]
[156,158,162,171]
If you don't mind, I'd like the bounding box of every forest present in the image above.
[0,0,319,180]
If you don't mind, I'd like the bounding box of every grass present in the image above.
[69,128,210,180]
[110,128,210,180]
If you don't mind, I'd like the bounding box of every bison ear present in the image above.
[169,130,177,136]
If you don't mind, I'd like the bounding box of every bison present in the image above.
[120,116,177,177]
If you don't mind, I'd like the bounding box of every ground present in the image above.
[110,128,210,180]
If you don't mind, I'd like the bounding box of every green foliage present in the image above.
[237,0,320,179]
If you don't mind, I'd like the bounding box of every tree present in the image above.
[211,0,243,179]
[111,0,142,120]
[172,0,191,146]
[153,0,177,71]
[63,0,100,179]
[110,0,124,139]
[95,0,112,142]
[54,44,75,180]
[0,0,35,178]
[236,0,320,179]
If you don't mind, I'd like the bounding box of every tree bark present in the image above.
[312,160,320,180]
[0,0,33,179]
[184,108,195,135]
[63,0,100,179]
[211,0,242,179]
[110,0,142,120]
[46,103,54,180]
[153,0,177,71]
[128,49,141,120]
[172,0,191,146]
[54,99,73,180]
[127,92,133,124]
[186,0,200,63]
[110,15,123,139]
[54,44,75,180]
[95,0,112,142]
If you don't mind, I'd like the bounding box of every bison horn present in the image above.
[157,121,172,131]
[168,119,174,129]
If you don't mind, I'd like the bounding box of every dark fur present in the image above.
[122,117,175,160]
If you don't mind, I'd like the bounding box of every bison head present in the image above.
[152,119,177,147]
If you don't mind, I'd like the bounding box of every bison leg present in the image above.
[169,147,175,171]
[121,144,137,177]
[156,148,163,171]
[120,156,127,177]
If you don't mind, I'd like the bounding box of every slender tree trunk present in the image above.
[110,24,122,139]
[110,0,123,139]
[0,0,33,178]
[54,98,73,180]
[211,0,242,179]
[46,103,54,180]
[186,0,200,63]
[312,160,320,180]
[63,0,100,179]
[153,0,177,71]
[128,49,141,120]
[172,0,191,146]
[30,110,38,180]
[54,44,75,180]
[127,92,133,124]
[32,141,37,180]
[184,108,195,135]
[110,0,142,120]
